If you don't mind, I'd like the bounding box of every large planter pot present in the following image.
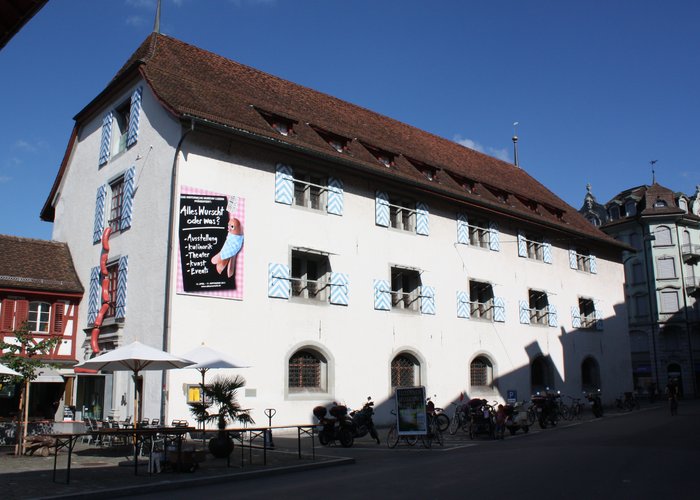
[208,434,234,458]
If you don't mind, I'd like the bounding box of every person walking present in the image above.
[666,379,679,416]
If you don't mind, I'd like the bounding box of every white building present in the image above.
[41,34,632,426]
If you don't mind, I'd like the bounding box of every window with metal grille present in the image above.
[293,171,325,210]
[390,267,420,312]
[579,298,596,328]
[27,301,50,333]
[469,280,494,320]
[470,356,492,387]
[391,354,419,387]
[529,290,549,325]
[108,177,125,233]
[291,250,329,301]
[106,262,119,318]
[288,351,321,389]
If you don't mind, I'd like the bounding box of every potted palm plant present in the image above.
[188,374,253,458]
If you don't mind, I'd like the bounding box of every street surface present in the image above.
[124,401,698,500]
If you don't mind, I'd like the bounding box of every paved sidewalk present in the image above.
[1,435,353,500]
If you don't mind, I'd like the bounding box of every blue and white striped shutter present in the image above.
[93,185,107,244]
[420,286,435,315]
[115,255,129,319]
[88,267,100,325]
[327,177,344,215]
[98,111,113,166]
[548,304,558,327]
[274,164,293,205]
[493,297,506,322]
[543,240,553,264]
[589,254,597,274]
[569,249,578,269]
[571,306,581,328]
[519,300,531,324]
[517,231,527,257]
[120,166,136,230]
[457,213,468,244]
[126,86,143,148]
[416,202,429,236]
[457,291,470,319]
[595,307,604,330]
[373,279,390,310]
[489,222,500,251]
[268,263,290,299]
[375,191,389,227]
[329,272,349,305]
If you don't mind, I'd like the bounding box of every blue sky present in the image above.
[1,0,698,240]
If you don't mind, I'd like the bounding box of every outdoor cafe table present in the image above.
[50,426,194,484]
[223,423,320,468]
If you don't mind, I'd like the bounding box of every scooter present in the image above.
[586,390,603,418]
[504,401,530,435]
[348,396,380,444]
[313,404,354,447]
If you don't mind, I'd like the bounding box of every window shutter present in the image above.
[120,166,136,231]
[657,257,675,279]
[268,263,290,299]
[329,272,349,305]
[457,213,468,244]
[660,291,679,313]
[457,291,470,319]
[569,249,577,269]
[373,279,390,310]
[571,306,581,328]
[519,300,531,324]
[14,301,29,330]
[1,299,15,331]
[126,86,143,148]
[416,202,429,236]
[93,185,107,244]
[88,267,100,325]
[115,255,129,319]
[595,307,604,331]
[517,231,527,257]
[274,164,293,205]
[420,286,435,315]
[548,304,558,327]
[589,254,597,274]
[493,297,506,322]
[489,222,500,252]
[51,302,65,335]
[543,239,553,264]
[98,111,113,166]
[327,177,344,215]
[375,191,389,227]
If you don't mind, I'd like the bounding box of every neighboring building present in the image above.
[41,33,631,426]
[581,183,700,397]
[0,235,83,420]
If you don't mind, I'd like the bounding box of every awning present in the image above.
[34,368,65,383]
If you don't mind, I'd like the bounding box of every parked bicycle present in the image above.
[386,410,418,448]
[564,395,583,420]
[615,392,639,412]
[448,401,469,435]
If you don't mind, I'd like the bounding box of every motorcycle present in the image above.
[531,392,559,429]
[347,396,380,444]
[466,398,495,439]
[586,390,603,418]
[313,404,354,447]
[504,401,530,435]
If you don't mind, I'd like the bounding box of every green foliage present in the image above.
[188,375,253,431]
[0,322,60,383]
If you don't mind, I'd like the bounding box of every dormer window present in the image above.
[625,200,637,216]
[257,109,296,137]
[311,126,348,153]
[609,205,620,220]
[364,144,395,167]
[406,158,438,181]
[654,199,667,208]
[487,186,509,204]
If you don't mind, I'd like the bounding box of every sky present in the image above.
[1,0,698,240]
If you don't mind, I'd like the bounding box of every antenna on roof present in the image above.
[512,122,519,167]
[153,0,161,33]
[650,159,658,184]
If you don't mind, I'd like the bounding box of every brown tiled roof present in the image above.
[57,33,624,249]
[0,235,83,294]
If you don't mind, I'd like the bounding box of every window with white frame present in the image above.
[656,256,676,279]
[469,280,494,320]
[389,197,416,232]
[470,356,493,387]
[108,176,125,233]
[574,247,592,272]
[391,354,420,387]
[469,218,490,248]
[391,267,421,312]
[288,349,327,392]
[27,301,51,333]
[521,232,545,261]
[293,170,326,211]
[578,298,596,328]
[529,290,549,325]
[660,290,679,313]
[291,250,329,301]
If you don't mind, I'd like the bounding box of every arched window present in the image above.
[625,200,637,217]
[27,301,51,333]
[470,356,493,387]
[679,198,688,213]
[288,349,327,392]
[581,357,601,391]
[531,356,553,392]
[655,226,672,246]
[391,353,420,388]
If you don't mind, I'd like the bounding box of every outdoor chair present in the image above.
[150,418,160,427]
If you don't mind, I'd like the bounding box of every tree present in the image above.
[0,323,59,455]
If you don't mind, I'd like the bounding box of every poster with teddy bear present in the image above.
[176,185,245,299]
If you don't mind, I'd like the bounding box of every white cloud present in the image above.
[126,15,146,27]
[453,134,511,162]
[14,140,37,152]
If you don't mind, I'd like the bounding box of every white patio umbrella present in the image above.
[0,362,21,377]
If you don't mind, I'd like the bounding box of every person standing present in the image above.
[666,379,679,416]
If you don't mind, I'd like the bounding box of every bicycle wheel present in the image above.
[433,426,444,447]
[436,413,450,433]
[448,414,461,435]
[560,405,571,421]
[386,425,399,449]
[421,432,432,448]
[405,435,418,446]
[527,407,537,425]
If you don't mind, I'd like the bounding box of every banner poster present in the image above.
[176,186,245,299]
[395,386,427,435]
